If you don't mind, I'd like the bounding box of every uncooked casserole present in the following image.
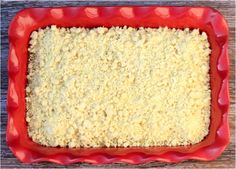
[26,26,211,148]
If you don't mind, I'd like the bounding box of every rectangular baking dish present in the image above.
[7,6,229,164]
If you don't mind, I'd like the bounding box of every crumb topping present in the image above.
[26,26,211,147]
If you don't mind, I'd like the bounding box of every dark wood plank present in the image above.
[1,0,235,168]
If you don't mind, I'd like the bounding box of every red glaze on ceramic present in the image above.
[7,6,229,164]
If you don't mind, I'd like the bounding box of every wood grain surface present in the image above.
[1,0,235,168]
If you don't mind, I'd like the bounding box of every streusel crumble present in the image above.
[26,26,211,147]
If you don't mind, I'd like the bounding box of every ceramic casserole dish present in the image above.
[7,6,229,164]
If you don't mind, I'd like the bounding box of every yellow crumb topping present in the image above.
[26,26,211,148]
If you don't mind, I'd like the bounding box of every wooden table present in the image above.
[1,0,235,168]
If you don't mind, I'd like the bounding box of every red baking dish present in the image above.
[7,6,229,164]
